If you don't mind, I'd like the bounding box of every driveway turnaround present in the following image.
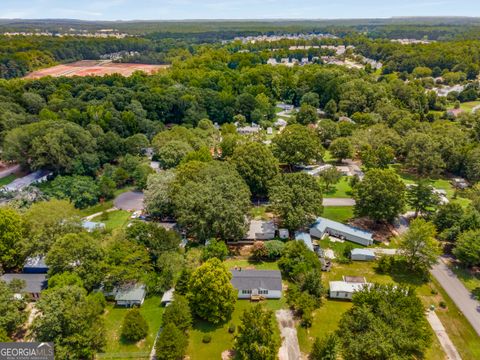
[114,191,144,211]
[427,310,461,360]
[430,258,480,336]
[323,198,356,206]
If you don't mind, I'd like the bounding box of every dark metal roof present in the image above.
[1,273,47,293]
[230,270,282,291]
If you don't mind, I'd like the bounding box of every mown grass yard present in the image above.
[322,176,353,198]
[99,296,164,359]
[0,174,17,187]
[92,210,131,231]
[296,260,480,360]
[187,298,285,360]
[322,206,354,223]
[223,258,280,271]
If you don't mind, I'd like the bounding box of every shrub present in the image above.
[439,301,447,309]
[376,255,394,274]
[430,289,438,295]
[202,335,212,343]
[264,240,285,259]
[121,308,148,342]
[251,241,268,260]
[228,324,236,334]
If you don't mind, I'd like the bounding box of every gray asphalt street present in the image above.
[430,257,480,336]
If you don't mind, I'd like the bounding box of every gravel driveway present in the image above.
[276,309,301,360]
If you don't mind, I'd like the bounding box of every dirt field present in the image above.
[24,60,169,79]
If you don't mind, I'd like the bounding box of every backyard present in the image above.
[92,210,132,231]
[99,296,164,359]
[296,260,480,360]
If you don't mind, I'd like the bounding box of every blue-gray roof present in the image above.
[231,270,282,291]
[351,248,375,257]
[23,256,48,273]
[311,217,373,241]
[295,232,314,251]
[1,170,51,192]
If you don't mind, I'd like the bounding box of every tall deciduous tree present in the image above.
[231,141,279,197]
[400,218,441,273]
[353,169,405,223]
[46,233,105,290]
[337,284,431,360]
[173,162,250,241]
[407,181,440,217]
[32,285,106,359]
[329,137,354,162]
[234,304,279,360]
[144,170,176,218]
[121,308,148,342]
[0,208,24,270]
[272,124,324,167]
[187,258,236,324]
[453,230,480,267]
[269,173,323,230]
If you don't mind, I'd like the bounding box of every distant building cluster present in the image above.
[100,51,140,61]
[3,29,128,38]
[391,38,434,45]
[232,32,338,44]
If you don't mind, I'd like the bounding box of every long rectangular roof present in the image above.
[351,248,375,257]
[2,170,51,192]
[312,217,373,241]
[115,283,146,301]
[1,273,47,293]
[231,270,282,291]
[329,280,369,293]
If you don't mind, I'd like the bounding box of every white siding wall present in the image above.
[237,289,281,299]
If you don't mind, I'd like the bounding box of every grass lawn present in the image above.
[322,177,353,198]
[447,101,480,112]
[99,296,164,359]
[187,298,285,360]
[317,237,365,259]
[322,206,354,223]
[80,186,135,217]
[250,205,270,220]
[0,174,17,187]
[224,258,280,271]
[92,210,131,231]
[450,266,480,299]
[297,260,480,359]
[391,166,471,208]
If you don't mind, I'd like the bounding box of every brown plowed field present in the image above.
[24,60,169,79]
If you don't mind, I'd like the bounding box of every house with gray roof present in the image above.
[23,256,49,273]
[231,270,282,299]
[244,220,277,240]
[114,283,146,307]
[310,217,373,246]
[82,221,106,232]
[1,273,47,300]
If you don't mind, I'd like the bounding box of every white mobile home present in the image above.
[329,276,370,300]
[310,217,373,246]
[350,248,376,261]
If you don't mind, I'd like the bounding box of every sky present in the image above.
[1,0,480,20]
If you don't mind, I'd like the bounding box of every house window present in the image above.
[242,289,252,294]
[259,289,268,295]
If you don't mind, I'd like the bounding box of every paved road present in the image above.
[430,257,480,336]
[427,310,461,360]
[323,198,355,206]
[0,164,20,179]
[114,191,144,211]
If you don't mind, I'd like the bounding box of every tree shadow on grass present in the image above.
[374,257,429,287]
